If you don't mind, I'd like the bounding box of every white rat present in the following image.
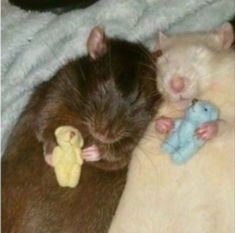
[154,22,235,140]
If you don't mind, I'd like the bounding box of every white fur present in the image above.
[109,32,235,233]
[156,30,235,106]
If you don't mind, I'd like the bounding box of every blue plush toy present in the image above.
[162,100,219,164]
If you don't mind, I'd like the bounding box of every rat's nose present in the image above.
[94,128,108,141]
[93,126,115,143]
[170,76,185,93]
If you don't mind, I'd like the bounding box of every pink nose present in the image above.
[170,77,185,93]
[93,127,110,142]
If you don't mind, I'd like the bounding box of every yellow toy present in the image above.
[52,126,84,188]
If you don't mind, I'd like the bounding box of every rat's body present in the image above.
[2,27,162,233]
[2,132,127,233]
[108,26,234,233]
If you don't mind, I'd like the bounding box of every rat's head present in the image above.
[155,23,234,109]
[77,27,161,144]
[185,99,219,125]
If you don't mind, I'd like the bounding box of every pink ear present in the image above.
[216,23,234,49]
[155,31,168,50]
[87,26,108,60]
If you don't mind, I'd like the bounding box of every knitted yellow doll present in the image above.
[52,126,84,188]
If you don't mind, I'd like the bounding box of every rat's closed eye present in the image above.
[129,88,142,106]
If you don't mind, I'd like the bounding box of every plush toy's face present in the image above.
[186,100,219,124]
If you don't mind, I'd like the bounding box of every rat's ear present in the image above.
[151,49,163,61]
[155,31,169,50]
[216,22,234,49]
[87,26,108,60]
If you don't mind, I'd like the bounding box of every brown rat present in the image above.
[2,137,128,233]
[2,26,162,233]
[34,26,161,170]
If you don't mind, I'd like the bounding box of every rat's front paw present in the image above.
[82,145,101,162]
[196,121,218,140]
[43,141,57,167]
[155,116,174,134]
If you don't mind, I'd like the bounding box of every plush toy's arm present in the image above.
[75,148,83,165]
[172,119,182,132]
[52,146,64,165]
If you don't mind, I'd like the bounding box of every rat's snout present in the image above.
[93,127,109,143]
[169,76,186,93]
[92,124,120,144]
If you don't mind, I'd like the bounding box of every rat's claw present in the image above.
[44,154,54,167]
[82,145,101,162]
[196,122,218,140]
[155,116,174,134]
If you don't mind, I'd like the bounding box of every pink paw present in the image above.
[44,154,54,167]
[82,145,101,162]
[155,116,174,134]
[43,142,56,167]
[196,121,218,140]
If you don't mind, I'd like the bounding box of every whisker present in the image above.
[138,62,157,75]
[136,42,157,67]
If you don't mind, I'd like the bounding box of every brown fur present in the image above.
[2,130,127,233]
[2,33,162,233]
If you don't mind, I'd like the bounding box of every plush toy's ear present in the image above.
[87,26,108,60]
[155,31,169,50]
[216,22,234,49]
